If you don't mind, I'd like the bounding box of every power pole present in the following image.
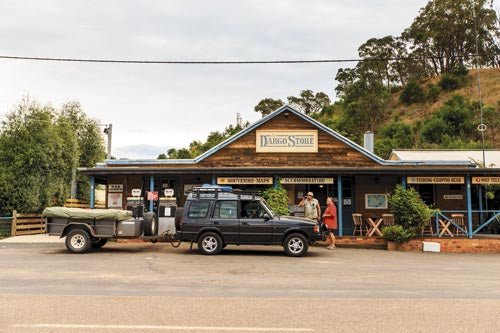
[104,124,113,159]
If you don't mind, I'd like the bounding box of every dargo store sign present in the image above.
[256,130,318,153]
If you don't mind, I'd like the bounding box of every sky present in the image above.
[0,0,470,159]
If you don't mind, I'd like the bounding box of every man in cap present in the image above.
[299,191,321,222]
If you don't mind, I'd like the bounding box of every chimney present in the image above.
[364,131,374,153]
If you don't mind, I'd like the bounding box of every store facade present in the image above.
[80,106,500,237]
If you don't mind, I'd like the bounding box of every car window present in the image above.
[241,200,267,219]
[213,201,237,219]
[187,201,211,218]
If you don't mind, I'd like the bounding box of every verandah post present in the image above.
[90,176,95,209]
[466,175,473,238]
[337,175,343,237]
[402,176,407,190]
[149,175,154,213]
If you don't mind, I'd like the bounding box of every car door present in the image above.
[239,200,273,244]
[212,200,239,243]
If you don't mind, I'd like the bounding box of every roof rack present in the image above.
[189,186,261,200]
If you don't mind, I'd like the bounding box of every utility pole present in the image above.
[104,124,113,159]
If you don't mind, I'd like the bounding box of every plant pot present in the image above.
[387,240,398,251]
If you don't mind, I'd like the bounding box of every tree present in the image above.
[287,90,331,115]
[402,0,500,75]
[254,98,284,116]
[0,97,105,214]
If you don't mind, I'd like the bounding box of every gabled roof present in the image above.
[104,105,474,167]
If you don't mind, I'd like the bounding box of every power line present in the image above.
[0,53,498,65]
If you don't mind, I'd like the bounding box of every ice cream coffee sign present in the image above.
[256,130,318,153]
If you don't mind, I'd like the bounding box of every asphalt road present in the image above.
[1,241,500,332]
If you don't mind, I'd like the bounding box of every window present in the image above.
[213,201,237,219]
[241,200,267,218]
[187,201,210,218]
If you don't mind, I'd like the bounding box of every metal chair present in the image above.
[421,218,434,236]
[381,214,395,227]
[451,214,467,236]
[352,213,366,236]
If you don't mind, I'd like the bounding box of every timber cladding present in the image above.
[199,112,379,168]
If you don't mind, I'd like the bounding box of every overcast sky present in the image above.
[1,0,473,158]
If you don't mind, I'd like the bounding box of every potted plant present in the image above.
[383,185,432,250]
[381,225,415,250]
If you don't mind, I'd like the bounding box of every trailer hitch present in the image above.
[161,230,182,248]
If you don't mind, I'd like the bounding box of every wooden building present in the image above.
[80,106,500,237]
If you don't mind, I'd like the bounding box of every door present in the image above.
[239,200,273,243]
[212,200,239,243]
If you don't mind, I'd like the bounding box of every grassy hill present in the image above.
[389,68,500,148]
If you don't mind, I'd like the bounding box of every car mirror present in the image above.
[263,213,270,221]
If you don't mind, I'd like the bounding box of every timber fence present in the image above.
[10,210,45,236]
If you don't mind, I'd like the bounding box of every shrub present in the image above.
[426,84,441,102]
[262,185,289,216]
[381,225,415,244]
[389,185,432,231]
[400,80,425,105]
[438,73,463,90]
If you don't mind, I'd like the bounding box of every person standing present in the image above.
[322,196,337,250]
[299,191,321,222]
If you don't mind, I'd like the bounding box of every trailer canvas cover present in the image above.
[42,207,132,221]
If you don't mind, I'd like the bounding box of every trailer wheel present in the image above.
[65,229,92,254]
[143,212,158,236]
[91,238,108,249]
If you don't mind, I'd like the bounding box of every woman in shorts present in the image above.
[322,196,337,250]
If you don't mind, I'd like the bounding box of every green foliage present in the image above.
[254,98,284,116]
[287,90,331,115]
[389,185,433,231]
[426,84,441,102]
[381,225,416,244]
[0,97,105,215]
[375,121,414,158]
[262,186,289,216]
[438,73,465,90]
[400,80,426,105]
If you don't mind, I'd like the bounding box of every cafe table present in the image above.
[366,216,383,237]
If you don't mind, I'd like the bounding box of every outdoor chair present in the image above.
[381,214,395,227]
[421,218,434,236]
[451,213,467,236]
[352,213,367,236]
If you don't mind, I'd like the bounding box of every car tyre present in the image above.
[66,229,92,254]
[143,212,158,236]
[283,233,309,257]
[91,238,108,249]
[198,232,223,255]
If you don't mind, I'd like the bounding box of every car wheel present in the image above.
[283,233,309,257]
[66,229,92,254]
[143,212,158,236]
[91,238,108,249]
[198,232,223,255]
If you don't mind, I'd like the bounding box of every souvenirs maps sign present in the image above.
[217,177,273,185]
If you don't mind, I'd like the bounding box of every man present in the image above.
[299,191,321,222]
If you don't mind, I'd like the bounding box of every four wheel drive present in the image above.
[176,188,327,256]
[43,207,159,253]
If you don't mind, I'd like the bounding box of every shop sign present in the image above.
[217,177,273,185]
[163,189,175,197]
[444,194,463,200]
[256,130,318,153]
[147,191,159,201]
[107,193,122,208]
[108,184,123,192]
[407,177,464,184]
[281,177,334,184]
[472,177,500,184]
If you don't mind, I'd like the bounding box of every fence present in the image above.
[0,216,12,237]
[10,210,45,236]
[64,199,106,209]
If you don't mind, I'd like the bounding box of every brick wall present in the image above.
[392,237,500,253]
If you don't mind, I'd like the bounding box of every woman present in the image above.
[322,197,337,250]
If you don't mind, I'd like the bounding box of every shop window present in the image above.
[241,200,266,218]
[213,201,237,219]
[187,201,211,218]
[449,184,462,191]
